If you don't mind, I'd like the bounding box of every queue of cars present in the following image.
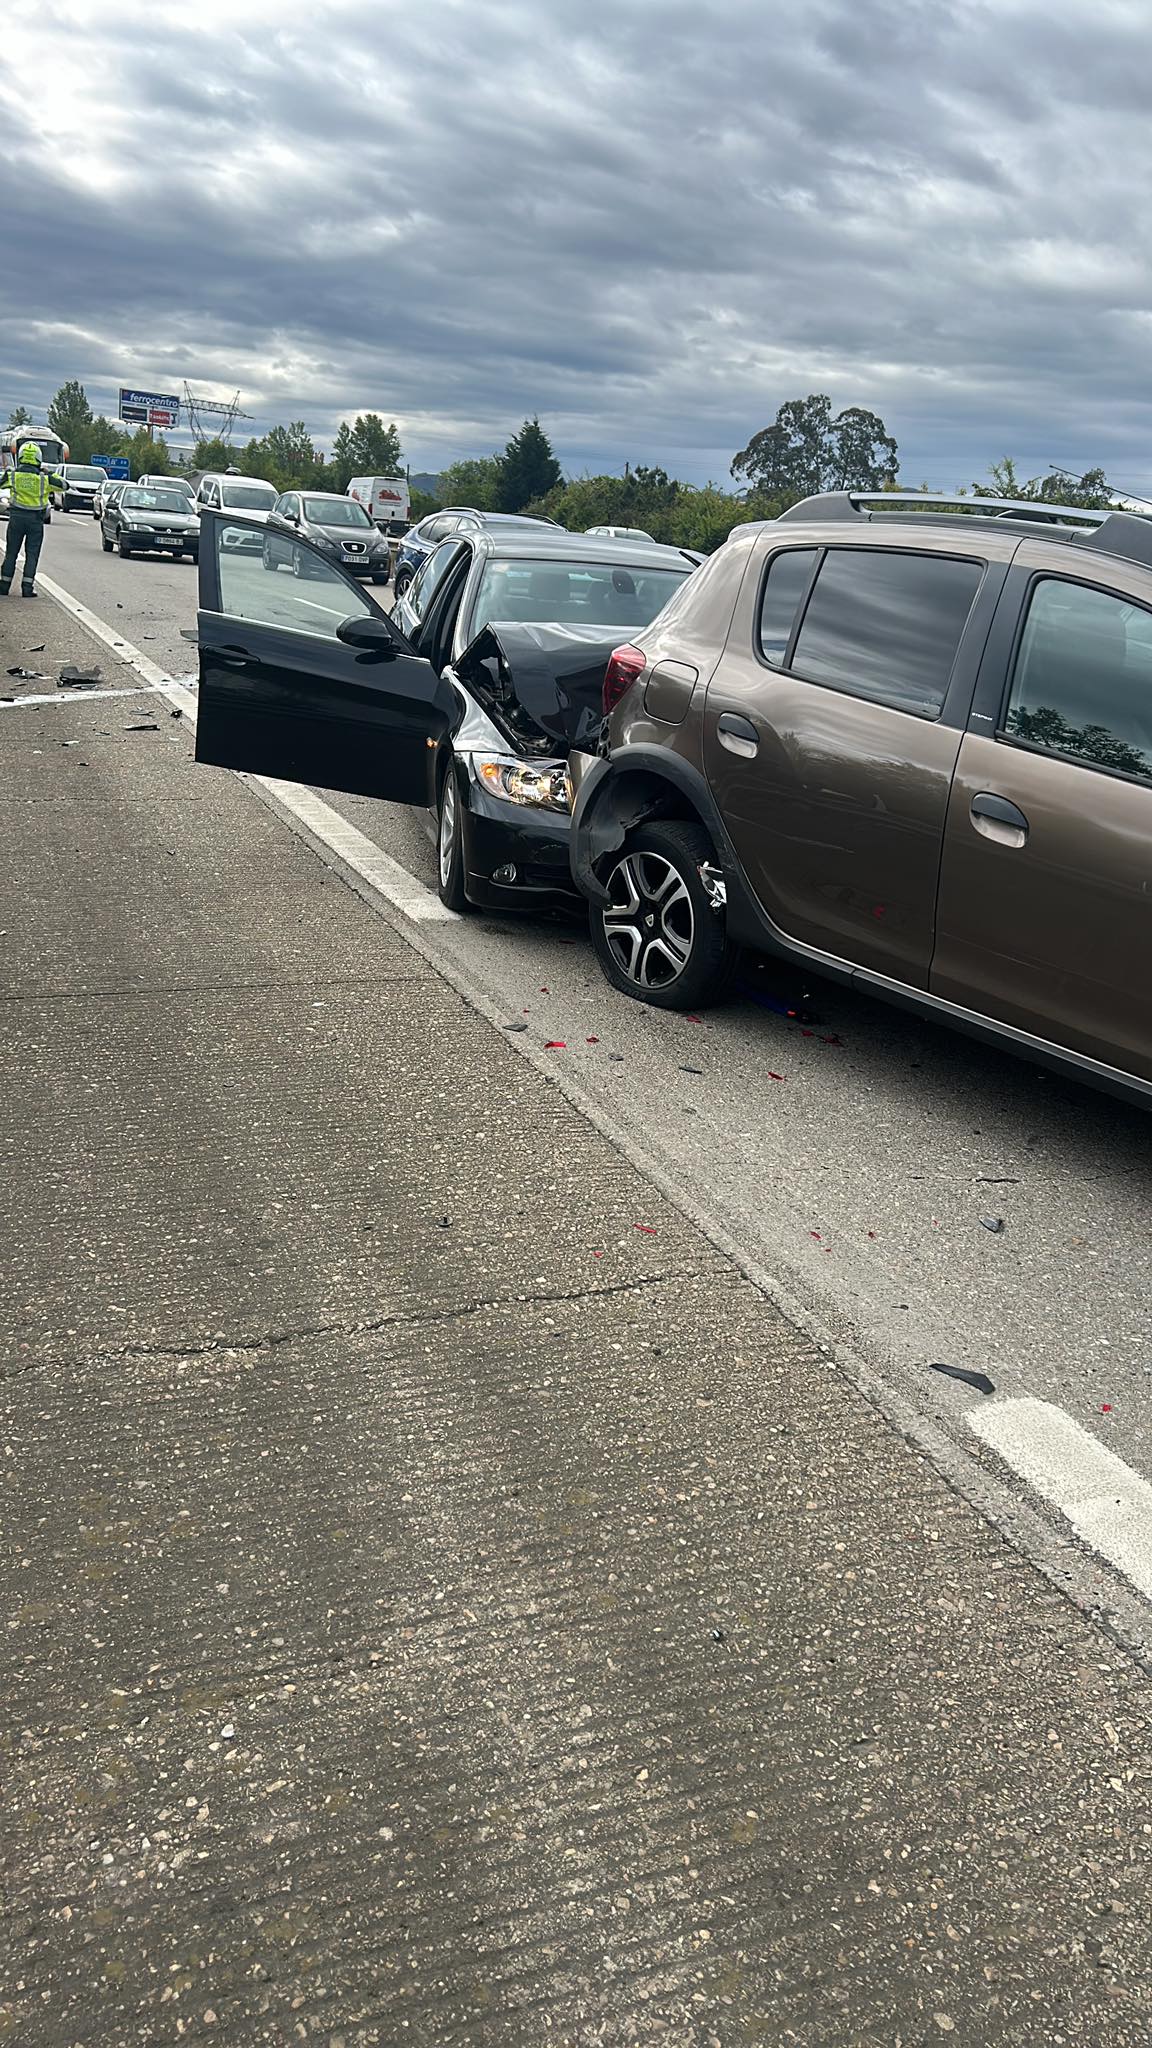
[189,486,1152,1105]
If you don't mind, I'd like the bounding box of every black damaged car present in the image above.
[391,529,696,909]
[191,512,697,916]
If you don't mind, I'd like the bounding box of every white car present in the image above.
[584,524,656,541]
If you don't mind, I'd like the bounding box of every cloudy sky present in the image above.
[2,0,1151,491]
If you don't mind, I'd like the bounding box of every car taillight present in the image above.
[602,644,646,716]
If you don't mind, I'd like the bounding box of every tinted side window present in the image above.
[1003,578,1152,785]
[758,547,817,664]
[791,548,984,717]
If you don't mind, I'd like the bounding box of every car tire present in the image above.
[393,567,412,598]
[262,541,277,572]
[589,818,740,1010]
[118,536,132,558]
[101,532,113,553]
[371,572,389,586]
[292,546,309,579]
[436,758,471,913]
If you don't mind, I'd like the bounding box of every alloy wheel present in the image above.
[601,851,695,990]
[439,771,458,888]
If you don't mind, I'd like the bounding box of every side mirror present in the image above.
[336,614,400,656]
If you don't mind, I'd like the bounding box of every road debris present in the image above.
[634,1223,657,1235]
[679,1064,704,1075]
[59,664,102,687]
[981,1216,1005,1234]
[544,1040,567,1049]
[125,722,160,732]
[930,1362,996,1396]
[502,1020,528,1032]
[6,666,48,680]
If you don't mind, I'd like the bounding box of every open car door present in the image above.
[194,510,456,803]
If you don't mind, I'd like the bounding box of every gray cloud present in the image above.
[2,0,1151,491]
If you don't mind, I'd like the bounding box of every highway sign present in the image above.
[93,455,130,479]
[119,387,180,426]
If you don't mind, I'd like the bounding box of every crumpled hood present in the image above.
[454,621,622,756]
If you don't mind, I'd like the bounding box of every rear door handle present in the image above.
[213,646,252,670]
[717,711,759,759]
[971,791,1028,847]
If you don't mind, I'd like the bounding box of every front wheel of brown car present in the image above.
[590,819,740,1010]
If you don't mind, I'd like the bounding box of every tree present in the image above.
[438,456,502,510]
[498,417,561,512]
[973,458,1115,511]
[7,405,32,430]
[194,436,235,473]
[731,394,898,501]
[47,380,95,459]
[331,422,357,490]
[351,414,404,475]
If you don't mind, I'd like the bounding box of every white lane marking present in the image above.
[970,1396,1152,1601]
[0,681,175,710]
[37,569,458,924]
[36,571,179,692]
[252,776,459,922]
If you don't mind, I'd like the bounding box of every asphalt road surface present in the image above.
[5,524,1152,2042]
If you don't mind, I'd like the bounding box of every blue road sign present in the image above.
[93,455,130,479]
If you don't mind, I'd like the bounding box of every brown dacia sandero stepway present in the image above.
[569,490,1152,1106]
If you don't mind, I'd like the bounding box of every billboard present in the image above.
[119,387,180,429]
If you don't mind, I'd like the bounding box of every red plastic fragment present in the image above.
[593,1250,604,1258]
[810,1231,822,1241]
[539,986,550,993]
[768,1071,784,1081]
[544,1040,566,1049]
[686,1013,702,1023]
[586,1035,600,1044]
[634,1223,657,1235]
[822,1035,843,1046]
[801,1029,815,1038]
[1102,1403,1113,1413]
[867,1230,877,1239]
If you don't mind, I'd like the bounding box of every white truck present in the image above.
[347,474,410,535]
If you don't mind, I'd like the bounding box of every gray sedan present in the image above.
[101,484,201,561]
[262,490,393,585]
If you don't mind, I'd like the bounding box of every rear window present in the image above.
[789,548,984,718]
[64,465,104,483]
[471,559,688,635]
[220,484,277,511]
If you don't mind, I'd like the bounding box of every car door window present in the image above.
[757,547,818,665]
[789,548,984,718]
[1002,577,1152,784]
[406,540,461,624]
[213,520,375,638]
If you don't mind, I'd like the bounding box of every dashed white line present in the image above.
[37,568,458,924]
[970,1396,1152,1601]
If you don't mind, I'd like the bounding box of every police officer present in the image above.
[1,441,68,596]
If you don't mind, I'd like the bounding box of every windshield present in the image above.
[65,465,105,483]
[123,488,192,514]
[470,557,688,636]
[303,497,371,527]
[220,484,277,510]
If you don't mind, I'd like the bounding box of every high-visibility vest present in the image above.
[4,464,64,511]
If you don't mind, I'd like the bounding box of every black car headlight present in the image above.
[475,757,572,813]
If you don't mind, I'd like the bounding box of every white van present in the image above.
[347,475,410,535]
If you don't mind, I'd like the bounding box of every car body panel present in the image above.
[193,511,455,804]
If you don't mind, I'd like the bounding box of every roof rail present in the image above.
[777,489,1110,527]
